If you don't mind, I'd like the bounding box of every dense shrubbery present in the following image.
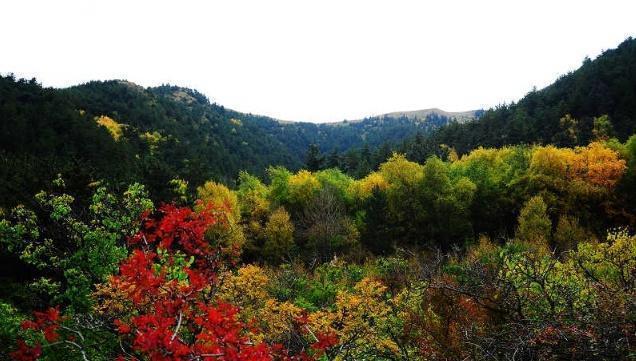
[1,135,635,360]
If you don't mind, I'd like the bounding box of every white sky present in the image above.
[2,1,635,123]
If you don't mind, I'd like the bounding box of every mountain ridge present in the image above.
[2,37,635,208]
[374,108,480,122]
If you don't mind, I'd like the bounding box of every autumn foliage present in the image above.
[5,137,636,360]
[12,204,334,361]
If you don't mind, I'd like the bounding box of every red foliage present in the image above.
[9,340,42,361]
[11,308,63,361]
[311,332,338,355]
[12,204,329,361]
[130,204,220,258]
[20,307,63,343]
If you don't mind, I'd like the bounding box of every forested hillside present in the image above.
[0,76,471,208]
[404,37,636,157]
[1,37,636,361]
[1,136,635,360]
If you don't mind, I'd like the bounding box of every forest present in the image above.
[1,38,636,360]
[1,133,635,360]
[0,75,468,207]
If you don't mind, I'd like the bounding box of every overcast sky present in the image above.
[2,0,635,123]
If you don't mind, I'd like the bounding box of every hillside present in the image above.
[380,108,481,123]
[3,29,636,361]
[0,77,303,206]
[409,37,636,156]
[0,76,464,207]
[2,37,636,208]
[2,134,635,360]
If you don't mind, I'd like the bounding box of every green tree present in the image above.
[418,157,476,247]
[553,215,588,252]
[0,178,153,311]
[516,195,551,246]
[305,143,325,171]
[554,114,579,147]
[592,114,614,141]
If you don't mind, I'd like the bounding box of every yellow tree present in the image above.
[263,207,295,263]
[217,265,306,343]
[196,181,245,250]
[572,142,626,189]
[516,195,551,248]
[309,278,402,360]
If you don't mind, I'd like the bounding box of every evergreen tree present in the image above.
[305,144,325,171]
[326,148,342,169]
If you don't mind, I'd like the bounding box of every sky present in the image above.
[2,1,636,123]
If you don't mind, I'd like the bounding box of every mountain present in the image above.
[283,109,478,150]
[377,108,481,123]
[408,37,636,157]
[0,76,464,207]
[2,36,635,207]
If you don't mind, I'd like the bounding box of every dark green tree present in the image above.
[305,144,325,171]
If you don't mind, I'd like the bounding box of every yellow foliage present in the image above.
[309,278,400,358]
[448,148,459,162]
[197,181,240,222]
[288,170,321,205]
[95,115,124,141]
[237,177,270,219]
[456,146,516,169]
[217,265,306,343]
[515,196,552,254]
[530,146,576,178]
[440,144,459,162]
[349,172,389,200]
[379,153,423,186]
[263,207,295,262]
[575,229,636,288]
[218,265,269,319]
[257,299,305,341]
[529,143,626,191]
[572,142,626,188]
[196,181,245,250]
[140,131,165,154]
[92,277,134,317]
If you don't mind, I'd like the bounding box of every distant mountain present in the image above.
[377,108,481,123]
[279,110,478,153]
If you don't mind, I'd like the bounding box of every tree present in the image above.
[553,114,579,147]
[305,144,325,172]
[301,187,359,261]
[287,170,321,210]
[553,215,588,252]
[592,114,614,141]
[310,278,403,360]
[516,195,551,246]
[417,157,476,247]
[263,207,295,263]
[196,180,245,250]
[325,148,342,169]
[0,178,153,312]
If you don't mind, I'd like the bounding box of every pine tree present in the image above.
[305,144,325,171]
